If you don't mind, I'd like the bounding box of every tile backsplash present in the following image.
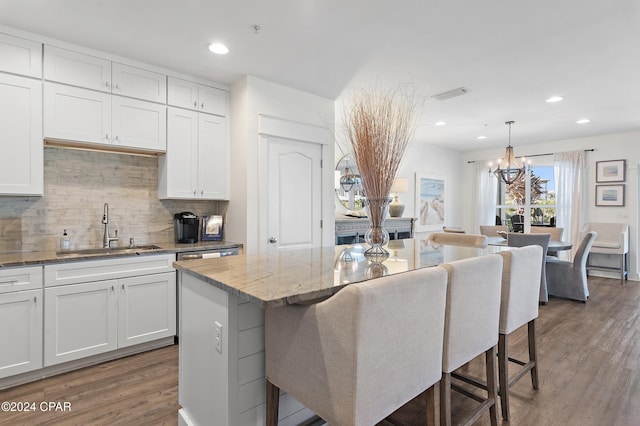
[0,147,224,253]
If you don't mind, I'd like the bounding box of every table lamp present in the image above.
[389,178,409,217]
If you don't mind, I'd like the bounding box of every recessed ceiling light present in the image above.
[477,136,487,140]
[576,119,591,124]
[435,121,446,126]
[545,96,564,103]
[208,43,229,55]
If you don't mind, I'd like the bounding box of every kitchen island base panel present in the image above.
[179,272,315,425]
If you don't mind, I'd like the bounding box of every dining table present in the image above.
[487,236,573,252]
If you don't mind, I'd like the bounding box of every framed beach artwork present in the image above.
[415,174,446,232]
[595,184,625,207]
[596,159,625,183]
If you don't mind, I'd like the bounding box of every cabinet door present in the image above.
[112,63,166,103]
[44,280,117,366]
[44,45,111,92]
[158,107,198,199]
[44,82,111,146]
[112,96,167,152]
[0,74,43,196]
[198,114,228,199]
[0,289,43,378]
[0,33,42,78]
[167,76,198,110]
[117,272,176,348]
[198,85,226,116]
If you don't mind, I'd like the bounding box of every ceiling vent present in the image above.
[431,87,470,101]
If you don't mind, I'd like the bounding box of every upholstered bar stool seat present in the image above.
[428,232,488,248]
[440,254,503,426]
[265,266,449,426]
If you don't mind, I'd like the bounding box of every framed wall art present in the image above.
[596,159,625,183]
[595,184,625,207]
[201,215,224,240]
[415,174,446,232]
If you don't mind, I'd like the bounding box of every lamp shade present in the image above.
[390,178,409,193]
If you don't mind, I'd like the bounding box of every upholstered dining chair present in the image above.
[265,266,449,426]
[530,226,564,241]
[546,231,598,302]
[428,232,488,248]
[479,225,508,237]
[506,233,551,303]
[440,254,503,426]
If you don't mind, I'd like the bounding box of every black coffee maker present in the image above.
[174,212,199,243]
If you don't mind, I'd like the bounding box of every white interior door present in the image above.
[266,137,322,252]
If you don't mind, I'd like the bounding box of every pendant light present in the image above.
[491,121,526,185]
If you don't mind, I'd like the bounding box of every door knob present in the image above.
[269,237,278,244]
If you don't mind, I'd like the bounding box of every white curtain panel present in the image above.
[472,160,498,233]
[554,150,586,260]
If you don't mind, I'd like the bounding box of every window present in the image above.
[495,162,556,230]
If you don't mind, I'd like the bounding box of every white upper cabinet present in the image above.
[44,45,112,92]
[111,62,166,103]
[0,33,42,78]
[111,96,167,151]
[0,74,43,196]
[44,46,167,103]
[168,76,226,116]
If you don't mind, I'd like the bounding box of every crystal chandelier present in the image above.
[491,121,526,185]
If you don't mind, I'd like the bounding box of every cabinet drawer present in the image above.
[0,266,43,294]
[44,254,175,287]
[0,33,42,78]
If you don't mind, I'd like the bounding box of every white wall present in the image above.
[462,130,640,280]
[227,76,335,254]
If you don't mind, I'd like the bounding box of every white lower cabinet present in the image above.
[44,280,118,366]
[0,289,43,379]
[117,272,176,348]
[44,255,176,367]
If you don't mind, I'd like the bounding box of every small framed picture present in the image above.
[596,159,625,183]
[415,174,446,232]
[595,185,625,207]
[201,215,223,241]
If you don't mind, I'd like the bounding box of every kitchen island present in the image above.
[174,240,496,426]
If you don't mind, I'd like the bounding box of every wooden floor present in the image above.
[1,275,638,425]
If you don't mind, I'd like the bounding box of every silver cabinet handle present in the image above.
[121,284,125,290]
[201,102,205,109]
[201,190,204,196]
[115,135,119,143]
[111,285,114,291]
[105,81,110,88]
[193,190,197,197]
[34,296,37,303]
[105,134,110,141]
[114,83,120,90]
[269,237,278,244]
[193,101,197,108]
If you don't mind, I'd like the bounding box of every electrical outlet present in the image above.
[214,321,223,353]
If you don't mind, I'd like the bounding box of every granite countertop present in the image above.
[0,240,243,268]
[174,239,506,309]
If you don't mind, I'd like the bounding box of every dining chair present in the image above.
[428,232,488,248]
[530,226,563,241]
[547,231,598,302]
[506,233,551,303]
[440,254,503,426]
[510,214,524,233]
[443,226,466,233]
[265,266,449,426]
[479,225,508,237]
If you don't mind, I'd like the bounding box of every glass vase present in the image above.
[364,197,391,261]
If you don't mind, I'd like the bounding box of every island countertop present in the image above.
[174,239,496,309]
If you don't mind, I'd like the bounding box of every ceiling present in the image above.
[1,0,639,151]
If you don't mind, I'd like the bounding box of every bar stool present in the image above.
[265,266,449,426]
[440,254,503,426]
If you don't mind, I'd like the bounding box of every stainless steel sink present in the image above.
[56,245,163,257]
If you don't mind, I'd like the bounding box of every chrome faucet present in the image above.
[102,203,118,248]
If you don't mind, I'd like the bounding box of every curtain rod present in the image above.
[467,148,594,164]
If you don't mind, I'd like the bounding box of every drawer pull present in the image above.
[33,296,37,303]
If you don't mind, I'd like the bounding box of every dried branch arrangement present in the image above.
[345,85,419,201]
